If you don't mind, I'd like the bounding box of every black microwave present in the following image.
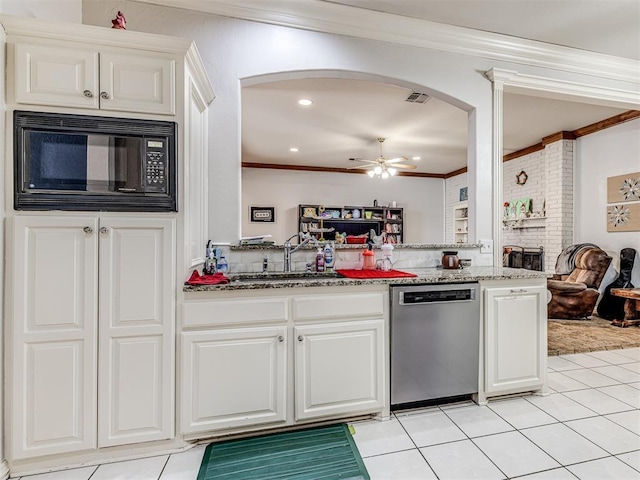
[14,111,177,212]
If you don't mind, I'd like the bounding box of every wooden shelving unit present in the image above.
[298,204,404,243]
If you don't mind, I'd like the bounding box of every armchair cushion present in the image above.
[547,279,587,293]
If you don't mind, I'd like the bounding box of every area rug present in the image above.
[548,314,640,355]
[196,423,370,480]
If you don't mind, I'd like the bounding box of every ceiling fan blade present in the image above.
[346,164,374,170]
[348,158,379,164]
[390,163,417,169]
[385,156,409,164]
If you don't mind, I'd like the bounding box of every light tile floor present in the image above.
[14,347,640,480]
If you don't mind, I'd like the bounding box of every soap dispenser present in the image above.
[362,243,375,270]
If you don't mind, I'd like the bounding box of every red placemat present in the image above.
[336,269,417,279]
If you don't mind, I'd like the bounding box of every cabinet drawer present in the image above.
[182,298,289,327]
[293,292,385,321]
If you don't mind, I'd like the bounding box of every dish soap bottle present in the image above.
[323,242,334,271]
[315,247,325,272]
[217,255,229,274]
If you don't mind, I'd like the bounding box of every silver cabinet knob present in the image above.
[297,335,303,342]
[277,335,284,343]
[83,90,93,98]
[100,92,110,100]
[99,227,108,234]
[83,226,93,234]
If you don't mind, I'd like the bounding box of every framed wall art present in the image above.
[607,171,640,203]
[459,187,468,202]
[607,203,640,232]
[250,206,276,223]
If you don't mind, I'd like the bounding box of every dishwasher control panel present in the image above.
[400,287,475,304]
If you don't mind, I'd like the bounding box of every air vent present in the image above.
[405,92,431,104]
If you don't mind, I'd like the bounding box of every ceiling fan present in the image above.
[348,137,417,178]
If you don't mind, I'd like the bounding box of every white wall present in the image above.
[0,0,81,21]
[82,0,497,246]
[0,18,5,480]
[575,118,640,283]
[242,168,444,244]
[80,2,639,253]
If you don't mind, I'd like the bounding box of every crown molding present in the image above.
[186,42,216,105]
[135,0,639,85]
[241,162,445,178]
[0,14,193,54]
[486,69,640,109]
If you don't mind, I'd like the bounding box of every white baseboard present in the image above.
[0,460,10,480]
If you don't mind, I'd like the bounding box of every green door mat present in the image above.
[196,423,370,480]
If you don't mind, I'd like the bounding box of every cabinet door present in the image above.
[10,216,99,459]
[97,218,175,447]
[15,43,100,109]
[181,326,287,433]
[484,285,546,394]
[99,52,175,115]
[294,320,385,421]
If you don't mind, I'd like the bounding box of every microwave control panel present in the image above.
[144,139,168,193]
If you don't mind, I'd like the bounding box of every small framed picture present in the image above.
[250,206,276,223]
[459,187,468,202]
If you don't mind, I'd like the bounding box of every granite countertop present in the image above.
[183,267,551,292]
[230,243,481,251]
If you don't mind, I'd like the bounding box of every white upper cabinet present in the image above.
[15,43,175,115]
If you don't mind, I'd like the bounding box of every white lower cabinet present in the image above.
[294,319,385,421]
[181,288,387,436]
[9,216,175,460]
[181,326,287,433]
[483,282,546,396]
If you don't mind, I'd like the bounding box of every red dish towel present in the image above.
[186,270,230,285]
[336,269,417,279]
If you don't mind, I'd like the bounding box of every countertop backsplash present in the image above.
[214,243,490,274]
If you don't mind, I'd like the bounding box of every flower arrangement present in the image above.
[503,201,511,220]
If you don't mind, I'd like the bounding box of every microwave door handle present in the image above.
[117,188,138,193]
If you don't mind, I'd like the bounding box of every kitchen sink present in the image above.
[229,271,341,282]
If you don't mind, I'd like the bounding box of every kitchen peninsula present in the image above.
[183,261,550,440]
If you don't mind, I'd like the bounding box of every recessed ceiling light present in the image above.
[298,99,313,106]
[289,147,299,152]
[412,156,421,161]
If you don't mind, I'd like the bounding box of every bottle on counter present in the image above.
[362,243,375,270]
[315,247,325,272]
[324,242,334,271]
[217,255,229,274]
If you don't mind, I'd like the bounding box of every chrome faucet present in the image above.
[283,234,316,272]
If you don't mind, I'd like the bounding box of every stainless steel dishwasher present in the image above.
[390,283,480,409]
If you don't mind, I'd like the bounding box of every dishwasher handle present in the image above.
[399,288,476,305]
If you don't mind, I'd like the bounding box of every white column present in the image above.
[485,69,517,267]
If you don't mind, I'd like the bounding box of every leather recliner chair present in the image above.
[547,247,612,319]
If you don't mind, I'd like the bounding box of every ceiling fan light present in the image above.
[388,167,397,176]
[373,166,382,175]
[381,171,390,179]
[367,169,375,177]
